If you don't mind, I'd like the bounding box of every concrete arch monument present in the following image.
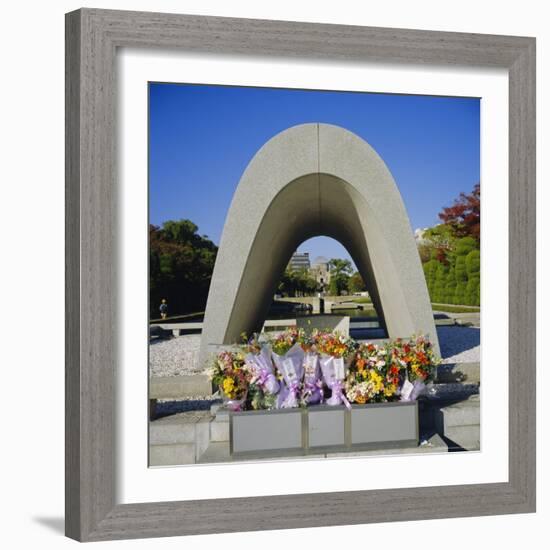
[199,123,439,364]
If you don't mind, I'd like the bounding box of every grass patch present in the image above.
[431,304,480,313]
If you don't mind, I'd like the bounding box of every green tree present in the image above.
[328,259,353,296]
[439,183,480,242]
[277,268,317,297]
[149,220,218,318]
[418,223,457,265]
[348,271,367,294]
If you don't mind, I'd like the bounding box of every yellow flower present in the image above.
[223,377,235,397]
[384,384,397,397]
[369,370,384,393]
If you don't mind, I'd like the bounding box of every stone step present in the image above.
[198,434,448,464]
[437,395,480,429]
[326,434,448,457]
[199,441,231,463]
[149,412,209,445]
[434,395,480,451]
[443,425,480,451]
[210,417,230,442]
[149,411,211,466]
[149,443,196,466]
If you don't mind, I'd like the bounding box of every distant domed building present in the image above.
[310,256,331,291]
[312,256,329,266]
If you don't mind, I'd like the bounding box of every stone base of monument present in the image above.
[148,394,478,467]
[229,401,419,458]
[434,394,480,451]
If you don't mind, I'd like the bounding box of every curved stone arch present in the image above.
[200,123,439,363]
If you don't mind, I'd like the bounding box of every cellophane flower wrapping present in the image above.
[388,335,440,401]
[344,342,405,404]
[209,330,440,411]
[206,349,250,411]
[314,331,355,409]
[319,354,351,409]
[244,345,280,410]
[301,351,323,405]
[272,343,305,408]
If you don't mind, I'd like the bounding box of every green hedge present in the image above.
[422,237,480,306]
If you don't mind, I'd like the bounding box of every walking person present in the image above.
[159,299,168,320]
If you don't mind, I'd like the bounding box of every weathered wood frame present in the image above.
[65,8,536,542]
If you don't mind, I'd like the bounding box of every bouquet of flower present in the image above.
[244,345,280,410]
[270,327,306,355]
[208,330,439,411]
[389,335,439,401]
[207,350,250,411]
[301,350,323,406]
[271,328,306,408]
[345,343,401,404]
[316,331,355,409]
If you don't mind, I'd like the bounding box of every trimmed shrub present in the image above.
[444,265,457,304]
[423,259,439,301]
[465,249,480,305]
[432,263,449,303]
[420,233,480,306]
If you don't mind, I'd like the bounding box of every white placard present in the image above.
[282,358,298,382]
[401,378,415,401]
[334,357,345,380]
[117,48,508,504]
[304,353,318,376]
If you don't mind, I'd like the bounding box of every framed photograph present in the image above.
[65,8,536,542]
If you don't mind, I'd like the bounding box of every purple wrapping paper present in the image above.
[222,393,247,412]
[272,343,305,408]
[245,345,280,395]
[319,355,351,410]
[301,351,323,405]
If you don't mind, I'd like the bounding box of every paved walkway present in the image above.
[437,325,480,364]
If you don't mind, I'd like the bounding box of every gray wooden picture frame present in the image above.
[65,8,536,542]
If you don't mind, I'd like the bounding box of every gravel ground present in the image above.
[149,334,202,377]
[149,325,480,377]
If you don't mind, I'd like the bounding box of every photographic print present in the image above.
[148,83,481,466]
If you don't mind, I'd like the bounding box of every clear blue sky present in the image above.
[149,83,479,265]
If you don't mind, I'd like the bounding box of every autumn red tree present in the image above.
[438,183,480,242]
